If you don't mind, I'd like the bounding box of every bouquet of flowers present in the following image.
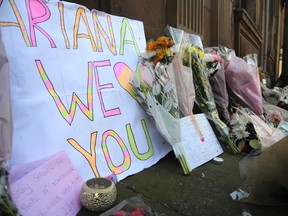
[228,108,260,153]
[203,46,288,153]
[204,46,232,123]
[168,29,239,154]
[202,47,255,153]
[166,26,204,141]
[225,53,263,116]
[235,107,287,152]
[130,36,202,174]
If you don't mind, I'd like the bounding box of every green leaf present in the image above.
[249,139,260,149]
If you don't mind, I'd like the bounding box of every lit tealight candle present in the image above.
[80,177,117,212]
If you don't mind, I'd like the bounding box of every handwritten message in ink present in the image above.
[9,152,83,216]
[180,114,223,170]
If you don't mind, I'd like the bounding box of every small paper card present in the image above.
[9,151,84,216]
[180,113,223,170]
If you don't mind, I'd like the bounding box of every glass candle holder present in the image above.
[80,177,117,212]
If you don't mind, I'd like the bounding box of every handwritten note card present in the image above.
[9,151,84,216]
[180,114,223,170]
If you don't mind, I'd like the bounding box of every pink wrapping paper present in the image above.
[225,54,263,116]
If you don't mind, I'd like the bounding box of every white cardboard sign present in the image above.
[0,0,171,181]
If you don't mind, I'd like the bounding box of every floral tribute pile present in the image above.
[2,26,288,215]
[129,25,288,171]
[203,47,288,153]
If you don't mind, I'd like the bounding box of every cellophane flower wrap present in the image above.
[178,32,238,154]
[228,107,261,153]
[130,36,193,174]
[236,107,287,151]
[166,26,204,141]
[225,53,263,116]
[204,47,231,123]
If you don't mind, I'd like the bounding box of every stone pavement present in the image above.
[77,143,288,216]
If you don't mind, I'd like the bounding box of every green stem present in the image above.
[224,135,239,154]
[178,155,191,175]
[0,197,18,216]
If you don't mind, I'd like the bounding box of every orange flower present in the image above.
[152,49,166,64]
[145,36,175,64]
[146,40,157,51]
[146,36,174,51]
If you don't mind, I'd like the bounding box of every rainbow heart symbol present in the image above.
[114,62,141,101]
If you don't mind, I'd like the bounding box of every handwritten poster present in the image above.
[0,0,171,181]
[180,114,223,170]
[9,151,83,216]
